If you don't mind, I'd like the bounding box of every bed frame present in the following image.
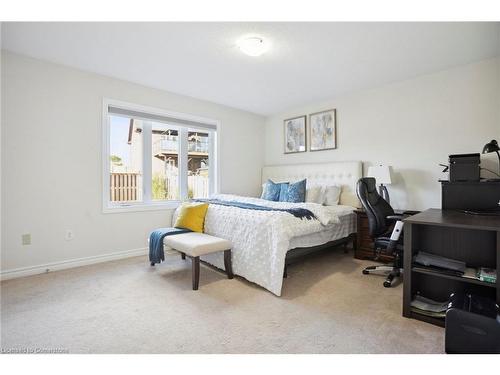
[261,161,363,277]
[283,235,358,277]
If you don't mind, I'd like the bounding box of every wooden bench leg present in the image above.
[181,252,186,260]
[192,256,200,290]
[224,250,234,279]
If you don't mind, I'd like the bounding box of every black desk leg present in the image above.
[402,223,413,318]
[497,231,500,305]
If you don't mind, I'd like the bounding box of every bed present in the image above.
[172,161,362,296]
[262,162,361,282]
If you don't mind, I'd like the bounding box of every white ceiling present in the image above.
[2,22,500,115]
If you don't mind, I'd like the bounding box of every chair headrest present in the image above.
[361,177,377,193]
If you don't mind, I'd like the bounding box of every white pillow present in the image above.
[323,186,341,206]
[305,186,324,204]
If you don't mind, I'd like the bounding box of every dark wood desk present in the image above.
[403,209,500,327]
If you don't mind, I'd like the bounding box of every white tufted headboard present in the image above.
[261,161,362,208]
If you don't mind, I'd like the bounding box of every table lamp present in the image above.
[482,139,500,177]
[367,164,393,203]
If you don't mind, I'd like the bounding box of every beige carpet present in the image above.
[1,248,444,353]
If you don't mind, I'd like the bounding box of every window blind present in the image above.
[108,106,217,131]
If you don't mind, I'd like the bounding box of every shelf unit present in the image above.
[410,309,446,327]
[403,209,500,328]
[412,267,496,288]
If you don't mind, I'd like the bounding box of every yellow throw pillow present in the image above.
[174,202,209,233]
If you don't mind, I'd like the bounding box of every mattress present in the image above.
[170,196,357,295]
[288,206,356,249]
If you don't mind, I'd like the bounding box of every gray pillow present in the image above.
[323,186,341,205]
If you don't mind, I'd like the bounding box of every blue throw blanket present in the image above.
[149,227,192,265]
[193,199,316,220]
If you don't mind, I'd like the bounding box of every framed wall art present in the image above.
[284,115,307,154]
[309,109,336,151]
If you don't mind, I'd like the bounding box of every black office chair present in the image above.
[356,177,405,287]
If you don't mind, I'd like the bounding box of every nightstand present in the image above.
[354,209,419,263]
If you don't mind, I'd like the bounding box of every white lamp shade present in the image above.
[367,165,393,184]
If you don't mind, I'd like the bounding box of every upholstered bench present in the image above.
[163,232,233,290]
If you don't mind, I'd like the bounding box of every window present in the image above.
[103,99,218,212]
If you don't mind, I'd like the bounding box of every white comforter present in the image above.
[173,194,348,296]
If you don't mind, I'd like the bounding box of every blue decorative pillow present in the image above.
[278,182,290,201]
[261,179,284,201]
[283,179,307,203]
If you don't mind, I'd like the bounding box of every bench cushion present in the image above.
[164,232,231,257]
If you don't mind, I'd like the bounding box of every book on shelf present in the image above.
[462,267,479,280]
[410,295,448,319]
[410,295,448,313]
[413,251,497,284]
[411,307,446,319]
[413,251,466,273]
[412,264,464,277]
[477,268,497,284]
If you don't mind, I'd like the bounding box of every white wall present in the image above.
[1,51,265,273]
[265,58,500,211]
[0,25,3,268]
[2,52,500,276]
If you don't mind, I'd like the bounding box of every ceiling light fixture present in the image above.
[237,36,269,57]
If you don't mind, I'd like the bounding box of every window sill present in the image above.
[102,201,182,214]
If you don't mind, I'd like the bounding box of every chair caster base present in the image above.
[383,271,401,287]
[362,265,377,275]
[362,263,402,287]
[362,265,391,275]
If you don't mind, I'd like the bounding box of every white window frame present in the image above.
[102,98,220,213]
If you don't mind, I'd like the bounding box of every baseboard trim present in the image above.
[0,247,148,281]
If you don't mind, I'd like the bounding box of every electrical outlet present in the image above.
[65,230,75,241]
[22,233,31,245]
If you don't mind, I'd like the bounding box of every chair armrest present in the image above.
[386,214,405,221]
[402,210,420,216]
